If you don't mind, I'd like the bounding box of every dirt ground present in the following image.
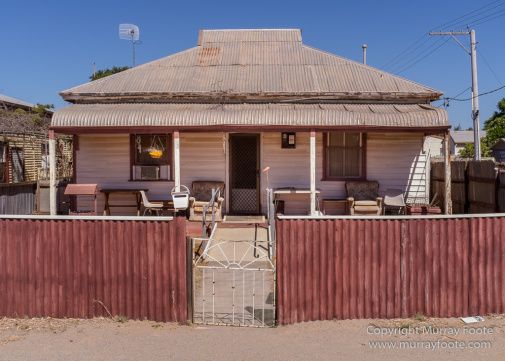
[1,315,505,361]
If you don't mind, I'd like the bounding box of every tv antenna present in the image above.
[119,24,140,67]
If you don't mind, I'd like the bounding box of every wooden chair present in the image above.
[345,180,383,215]
[64,184,98,215]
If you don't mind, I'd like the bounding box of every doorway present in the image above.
[229,134,260,214]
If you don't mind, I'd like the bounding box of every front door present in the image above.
[229,134,260,214]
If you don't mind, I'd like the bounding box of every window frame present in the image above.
[322,132,367,181]
[129,134,173,182]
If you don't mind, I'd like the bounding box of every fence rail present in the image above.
[276,216,505,325]
[0,216,187,322]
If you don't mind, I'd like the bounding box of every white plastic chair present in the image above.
[383,189,406,215]
[140,190,164,216]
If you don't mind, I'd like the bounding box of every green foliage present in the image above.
[90,66,130,81]
[113,315,128,323]
[459,98,505,158]
[414,312,426,322]
[33,103,54,114]
[458,140,490,158]
[454,124,461,131]
[483,98,505,150]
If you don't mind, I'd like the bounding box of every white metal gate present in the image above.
[192,239,275,327]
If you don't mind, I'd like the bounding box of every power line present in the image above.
[479,49,503,85]
[469,9,505,27]
[381,0,505,73]
[445,84,505,101]
[386,37,445,73]
[433,0,505,30]
[394,38,450,74]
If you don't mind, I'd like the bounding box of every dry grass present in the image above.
[0,317,112,346]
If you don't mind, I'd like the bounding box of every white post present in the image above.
[470,29,481,161]
[173,131,180,190]
[310,130,316,215]
[443,131,452,215]
[49,130,57,215]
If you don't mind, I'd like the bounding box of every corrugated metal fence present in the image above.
[276,216,505,325]
[0,182,36,214]
[0,216,187,322]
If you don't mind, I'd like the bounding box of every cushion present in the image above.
[354,200,379,206]
[354,205,380,213]
[192,181,225,202]
[346,181,379,201]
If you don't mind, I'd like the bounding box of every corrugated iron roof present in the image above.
[197,29,302,44]
[51,103,448,129]
[0,93,35,109]
[60,29,441,102]
[450,130,486,143]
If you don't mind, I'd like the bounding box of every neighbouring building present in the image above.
[424,129,487,158]
[0,94,72,184]
[491,138,505,163]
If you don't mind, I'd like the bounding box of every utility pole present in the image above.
[362,44,368,65]
[429,29,481,160]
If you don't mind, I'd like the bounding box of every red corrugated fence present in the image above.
[0,216,187,322]
[276,216,505,325]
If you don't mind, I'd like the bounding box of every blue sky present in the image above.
[1,0,504,128]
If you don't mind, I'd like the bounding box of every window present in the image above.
[324,132,365,180]
[41,142,49,170]
[0,142,6,183]
[130,134,172,181]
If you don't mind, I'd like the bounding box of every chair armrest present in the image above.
[188,197,195,208]
[216,197,224,207]
[347,197,355,215]
[376,197,383,207]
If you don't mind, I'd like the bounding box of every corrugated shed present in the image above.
[60,29,440,101]
[52,103,448,129]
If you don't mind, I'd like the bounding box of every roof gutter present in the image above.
[60,91,443,104]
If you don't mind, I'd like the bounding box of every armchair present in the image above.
[345,180,383,215]
[188,181,225,222]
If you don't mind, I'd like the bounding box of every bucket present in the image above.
[171,185,190,210]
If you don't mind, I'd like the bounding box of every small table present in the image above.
[322,199,348,215]
[100,188,148,216]
[273,188,321,214]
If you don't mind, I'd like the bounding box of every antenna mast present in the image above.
[119,24,140,67]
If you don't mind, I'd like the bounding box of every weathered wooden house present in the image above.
[51,29,450,216]
[0,94,72,184]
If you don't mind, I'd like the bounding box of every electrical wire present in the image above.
[433,0,505,30]
[445,84,505,102]
[381,0,505,73]
[478,49,503,85]
[386,37,445,73]
[395,38,451,74]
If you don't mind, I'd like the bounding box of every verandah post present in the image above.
[173,131,180,190]
[49,129,57,215]
[310,130,316,215]
[443,130,452,214]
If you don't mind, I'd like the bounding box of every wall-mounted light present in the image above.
[281,132,296,149]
